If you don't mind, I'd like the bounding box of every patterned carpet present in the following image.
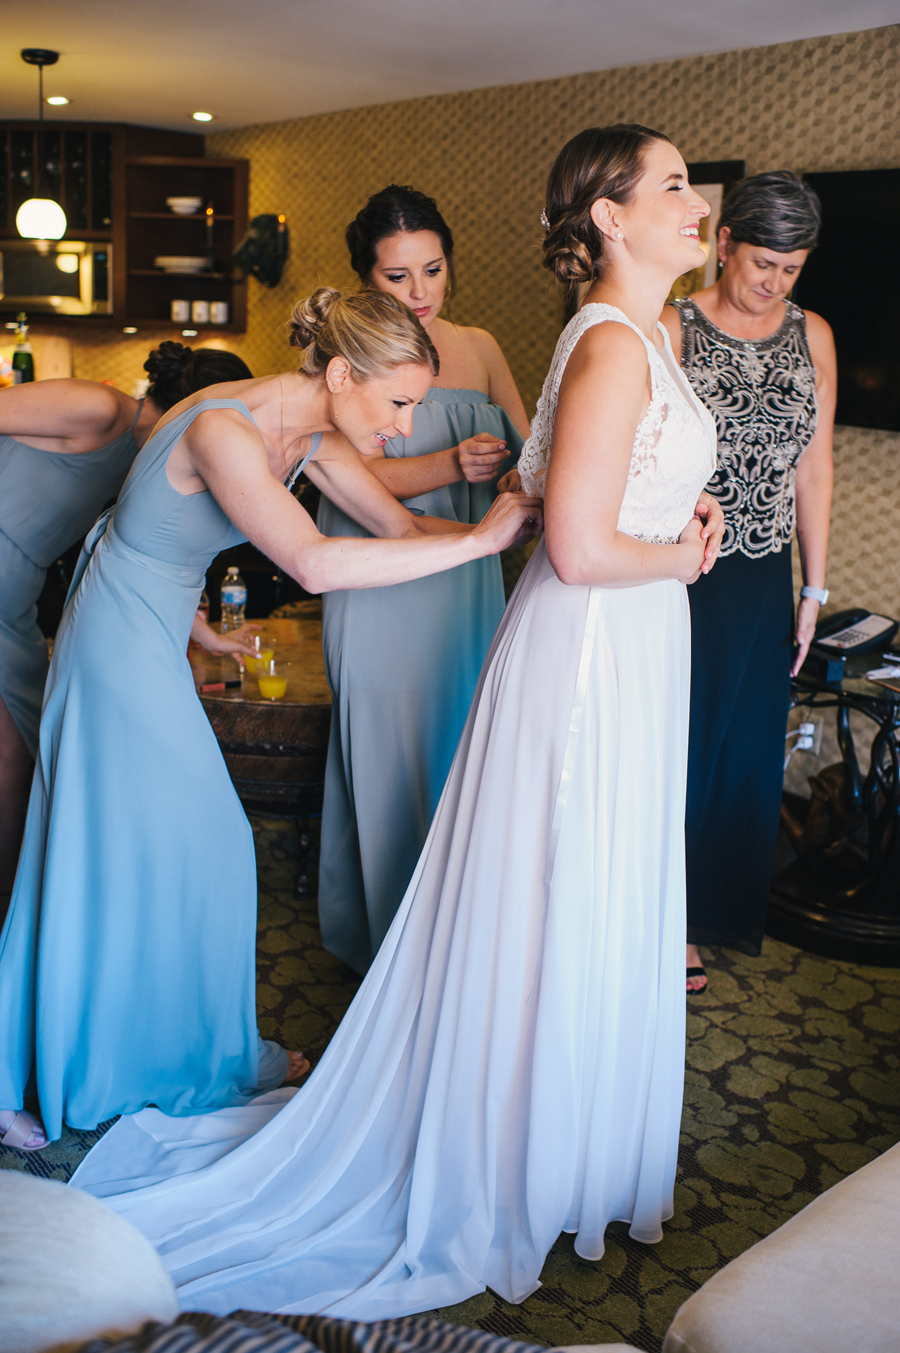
[3,815,900,1352]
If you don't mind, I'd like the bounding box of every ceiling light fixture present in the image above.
[46,95,69,106]
[123,326,138,334]
[16,49,67,240]
[192,111,213,122]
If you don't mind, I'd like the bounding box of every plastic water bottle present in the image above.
[220,566,247,631]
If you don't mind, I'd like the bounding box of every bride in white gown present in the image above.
[73,124,721,1317]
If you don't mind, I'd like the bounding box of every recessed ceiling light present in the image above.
[47,95,69,106]
[192,111,213,122]
[123,326,138,334]
[182,328,198,337]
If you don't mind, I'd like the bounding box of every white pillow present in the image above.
[0,1170,179,1353]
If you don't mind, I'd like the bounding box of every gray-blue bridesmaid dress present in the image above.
[0,405,143,757]
[316,388,522,974]
[0,399,301,1139]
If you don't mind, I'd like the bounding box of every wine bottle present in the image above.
[12,313,35,384]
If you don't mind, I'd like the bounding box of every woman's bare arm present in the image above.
[0,379,131,451]
[186,410,541,595]
[544,323,705,588]
[315,426,510,500]
[301,432,468,535]
[792,310,836,674]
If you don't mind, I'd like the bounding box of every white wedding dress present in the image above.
[73,304,716,1318]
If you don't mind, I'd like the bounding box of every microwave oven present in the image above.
[0,239,112,316]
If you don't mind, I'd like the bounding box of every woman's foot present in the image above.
[0,1109,48,1151]
[686,943,708,995]
[283,1051,310,1083]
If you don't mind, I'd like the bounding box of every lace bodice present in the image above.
[520,303,716,544]
[673,298,818,558]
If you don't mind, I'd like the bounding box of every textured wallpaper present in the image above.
[60,23,900,620]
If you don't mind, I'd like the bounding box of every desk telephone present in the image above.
[814,609,899,655]
[800,609,900,685]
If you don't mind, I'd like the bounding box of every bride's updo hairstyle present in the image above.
[542,123,673,292]
[345,184,456,298]
[288,286,439,380]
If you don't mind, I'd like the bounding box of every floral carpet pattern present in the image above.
[3,815,900,1352]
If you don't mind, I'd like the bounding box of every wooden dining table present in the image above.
[188,616,332,896]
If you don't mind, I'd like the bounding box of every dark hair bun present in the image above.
[143,340,252,413]
[542,225,596,287]
[144,340,192,386]
[541,124,672,292]
[288,287,343,349]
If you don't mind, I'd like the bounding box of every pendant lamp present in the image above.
[16,48,67,241]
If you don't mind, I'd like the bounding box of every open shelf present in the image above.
[129,211,235,220]
[124,155,248,331]
[129,269,230,278]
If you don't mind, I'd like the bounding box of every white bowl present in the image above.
[166,197,203,216]
[154,255,208,274]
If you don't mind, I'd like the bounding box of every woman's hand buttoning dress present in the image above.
[661,170,836,989]
[316,185,532,975]
[72,125,716,1319]
[0,290,539,1147]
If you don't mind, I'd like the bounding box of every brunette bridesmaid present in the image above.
[317,185,531,974]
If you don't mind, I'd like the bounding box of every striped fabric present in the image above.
[77,1311,548,1353]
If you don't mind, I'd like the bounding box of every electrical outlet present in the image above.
[806,718,823,756]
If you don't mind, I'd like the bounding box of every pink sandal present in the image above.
[0,1110,48,1152]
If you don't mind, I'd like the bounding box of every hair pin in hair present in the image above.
[540,209,550,230]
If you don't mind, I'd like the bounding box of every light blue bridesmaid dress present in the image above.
[0,399,309,1140]
[0,406,143,757]
[316,388,522,974]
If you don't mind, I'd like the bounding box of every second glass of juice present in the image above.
[257,658,289,700]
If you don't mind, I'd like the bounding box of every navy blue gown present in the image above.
[675,298,818,954]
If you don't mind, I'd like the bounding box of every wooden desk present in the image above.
[188,617,331,895]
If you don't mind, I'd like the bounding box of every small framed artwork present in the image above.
[668,159,746,302]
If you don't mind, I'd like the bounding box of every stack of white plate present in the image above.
[154,256,208,274]
[166,197,204,215]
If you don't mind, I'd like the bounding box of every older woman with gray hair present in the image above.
[661,171,836,989]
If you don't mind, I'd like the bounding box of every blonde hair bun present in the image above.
[288,287,439,381]
[288,287,343,349]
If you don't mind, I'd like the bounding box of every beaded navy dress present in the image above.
[673,298,818,954]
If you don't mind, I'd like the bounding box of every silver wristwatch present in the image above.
[800,585,829,605]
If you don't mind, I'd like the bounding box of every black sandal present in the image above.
[686,965,708,995]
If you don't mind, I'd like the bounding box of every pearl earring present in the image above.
[615,231,623,240]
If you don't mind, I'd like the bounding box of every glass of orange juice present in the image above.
[257,658,289,700]
[244,634,275,675]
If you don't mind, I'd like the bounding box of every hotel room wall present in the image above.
[62,25,898,634]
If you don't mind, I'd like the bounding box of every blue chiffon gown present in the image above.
[0,405,143,757]
[0,399,300,1140]
[316,388,522,973]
